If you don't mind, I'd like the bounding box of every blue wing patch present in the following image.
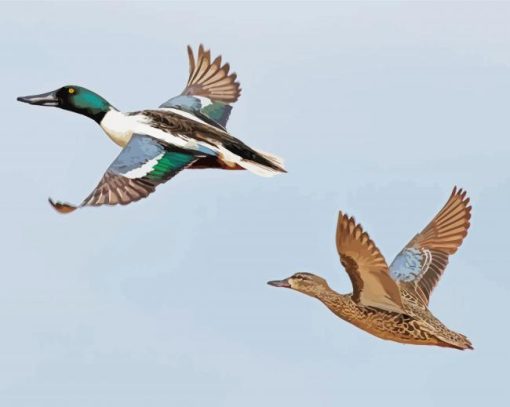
[160,95,201,111]
[159,95,232,129]
[109,133,164,173]
[389,248,427,282]
[48,134,201,213]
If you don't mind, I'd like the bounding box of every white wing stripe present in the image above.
[123,153,164,179]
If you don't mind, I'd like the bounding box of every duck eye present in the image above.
[68,88,75,94]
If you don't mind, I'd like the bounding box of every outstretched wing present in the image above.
[389,187,471,305]
[182,44,241,103]
[49,134,202,214]
[160,44,241,128]
[336,212,404,313]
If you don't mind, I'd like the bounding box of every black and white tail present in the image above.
[240,148,286,177]
[218,142,287,177]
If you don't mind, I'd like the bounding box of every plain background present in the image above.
[1,1,509,406]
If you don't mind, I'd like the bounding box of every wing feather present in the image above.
[389,187,471,305]
[336,212,404,313]
[182,44,241,103]
[49,134,201,214]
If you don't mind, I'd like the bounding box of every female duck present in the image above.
[269,187,473,350]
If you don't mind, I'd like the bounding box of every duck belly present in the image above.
[189,156,244,170]
[336,306,472,349]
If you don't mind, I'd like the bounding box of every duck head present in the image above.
[268,272,330,298]
[17,85,112,123]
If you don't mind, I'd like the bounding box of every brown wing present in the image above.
[336,212,404,313]
[49,172,156,214]
[389,187,472,305]
[182,44,241,103]
[48,134,200,214]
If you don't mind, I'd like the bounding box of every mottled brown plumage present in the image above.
[268,187,472,350]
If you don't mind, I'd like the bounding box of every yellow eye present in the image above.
[68,88,75,94]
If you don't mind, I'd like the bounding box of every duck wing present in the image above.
[336,212,405,313]
[389,187,471,305]
[160,44,241,128]
[141,109,286,176]
[49,134,203,214]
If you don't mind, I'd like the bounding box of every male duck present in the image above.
[269,187,473,350]
[17,45,286,213]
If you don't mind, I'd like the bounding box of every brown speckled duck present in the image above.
[269,187,473,350]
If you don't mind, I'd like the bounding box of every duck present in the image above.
[17,45,286,214]
[268,187,473,350]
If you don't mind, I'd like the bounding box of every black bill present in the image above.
[17,90,59,106]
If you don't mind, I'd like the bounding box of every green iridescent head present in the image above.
[17,85,112,123]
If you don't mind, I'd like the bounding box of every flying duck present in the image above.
[17,45,286,213]
[269,187,473,350]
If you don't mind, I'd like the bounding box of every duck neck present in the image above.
[314,288,350,315]
[66,94,112,124]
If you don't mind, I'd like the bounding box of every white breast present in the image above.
[99,109,223,157]
[100,109,137,147]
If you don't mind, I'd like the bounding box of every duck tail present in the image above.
[437,333,474,351]
[249,148,287,174]
[217,139,286,177]
[238,150,286,177]
[453,336,474,351]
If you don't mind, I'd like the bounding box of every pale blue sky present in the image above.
[1,1,509,406]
